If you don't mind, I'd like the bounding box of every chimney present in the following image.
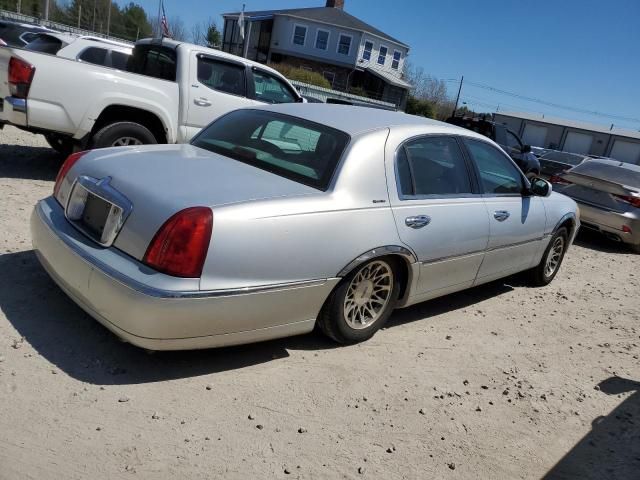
[326,0,345,9]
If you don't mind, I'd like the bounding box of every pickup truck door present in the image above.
[386,133,490,299]
[462,138,547,282]
[185,53,258,141]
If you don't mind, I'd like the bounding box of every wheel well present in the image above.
[557,218,575,238]
[92,105,167,143]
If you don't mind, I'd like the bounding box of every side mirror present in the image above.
[521,145,532,153]
[529,177,552,197]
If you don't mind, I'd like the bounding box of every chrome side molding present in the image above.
[337,245,417,277]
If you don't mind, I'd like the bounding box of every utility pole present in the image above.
[16,0,21,14]
[45,0,50,21]
[451,75,463,118]
[106,0,111,36]
[78,4,82,27]
[92,0,97,31]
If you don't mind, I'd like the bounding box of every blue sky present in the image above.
[122,0,640,130]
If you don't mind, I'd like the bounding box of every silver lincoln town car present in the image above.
[31,104,580,350]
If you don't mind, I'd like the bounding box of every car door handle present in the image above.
[405,215,431,229]
[494,210,510,222]
[194,98,211,107]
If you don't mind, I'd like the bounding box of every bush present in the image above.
[405,96,435,118]
[268,64,331,89]
[348,86,370,98]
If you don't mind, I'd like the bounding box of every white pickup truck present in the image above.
[0,37,303,154]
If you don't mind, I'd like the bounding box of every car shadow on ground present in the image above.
[543,376,640,479]
[574,229,634,255]
[0,249,515,386]
[0,143,61,181]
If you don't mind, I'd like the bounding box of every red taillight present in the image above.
[622,225,632,234]
[549,174,572,185]
[614,194,640,209]
[53,151,88,198]
[8,57,35,98]
[143,207,213,278]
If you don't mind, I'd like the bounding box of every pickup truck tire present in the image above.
[44,134,74,157]
[91,122,157,149]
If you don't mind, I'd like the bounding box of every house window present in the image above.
[377,45,388,65]
[315,29,329,50]
[392,50,401,70]
[362,40,373,61]
[323,71,335,87]
[292,24,307,46]
[337,34,352,55]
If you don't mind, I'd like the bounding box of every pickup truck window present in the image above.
[493,125,507,146]
[78,47,108,66]
[197,57,246,96]
[252,70,297,104]
[505,130,522,150]
[25,34,63,55]
[127,45,176,82]
[192,109,349,190]
[111,51,130,70]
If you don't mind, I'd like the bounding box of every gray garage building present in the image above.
[493,111,640,165]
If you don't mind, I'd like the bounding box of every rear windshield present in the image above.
[572,160,640,188]
[24,34,63,54]
[191,110,350,190]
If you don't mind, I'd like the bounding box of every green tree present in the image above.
[206,23,220,47]
[405,96,435,118]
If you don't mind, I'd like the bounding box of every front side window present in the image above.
[78,47,108,66]
[252,70,297,104]
[197,57,246,96]
[192,110,350,190]
[293,25,306,45]
[392,50,401,70]
[464,138,523,195]
[315,29,329,50]
[377,45,388,65]
[362,40,373,61]
[337,34,351,55]
[397,136,473,197]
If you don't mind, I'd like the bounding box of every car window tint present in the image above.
[252,70,296,104]
[24,34,63,54]
[111,51,130,70]
[197,57,246,96]
[127,45,176,81]
[397,137,472,196]
[464,139,523,195]
[506,131,521,149]
[192,110,349,190]
[78,47,108,66]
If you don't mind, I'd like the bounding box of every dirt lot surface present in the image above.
[1,125,639,479]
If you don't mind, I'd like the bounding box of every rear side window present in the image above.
[111,51,130,70]
[397,136,473,197]
[25,34,63,54]
[464,138,523,195]
[192,109,349,190]
[252,69,297,104]
[127,45,177,81]
[197,57,246,96]
[78,47,108,66]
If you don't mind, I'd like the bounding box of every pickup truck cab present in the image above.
[446,116,540,178]
[0,37,303,154]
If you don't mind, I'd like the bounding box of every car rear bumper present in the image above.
[0,96,27,126]
[31,197,339,350]
[576,201,640,246]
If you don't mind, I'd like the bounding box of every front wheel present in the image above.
[91,121,157,149]
[528,227,568,286]
[317,257,401,344]
[44,133,74,157]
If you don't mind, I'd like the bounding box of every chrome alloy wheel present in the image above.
[343,260,394,329]
[544,236,565,278]
[112,137,143,147]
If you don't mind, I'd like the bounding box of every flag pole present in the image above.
[156,0,162,38]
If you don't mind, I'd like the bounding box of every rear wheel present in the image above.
[91,121,157,149]
[528,227,568,286]
[44,133,74,157]
[317,257,401,344]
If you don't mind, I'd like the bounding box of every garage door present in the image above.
[522,124,548,147]
[563,131,593,154]
[610,140,640,164]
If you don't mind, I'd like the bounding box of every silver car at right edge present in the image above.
[551,159,640,252]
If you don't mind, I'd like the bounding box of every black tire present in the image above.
[629,243,640,254]
[91,121,157,149]
[528,227,568,286]
[44,133,74,157]
[317,256,401,344]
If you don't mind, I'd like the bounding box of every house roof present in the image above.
[495,111,640,140]
[222,7,409,48]
[365,66,413,89]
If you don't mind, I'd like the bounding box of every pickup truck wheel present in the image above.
[92,122,157,149]
[44,134,74,157]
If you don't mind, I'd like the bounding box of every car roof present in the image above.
[252,104,487,138]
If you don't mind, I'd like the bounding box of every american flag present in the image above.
[160,1,171,37]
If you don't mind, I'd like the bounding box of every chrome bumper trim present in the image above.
[5,96,26,113]
[36,200,329,299]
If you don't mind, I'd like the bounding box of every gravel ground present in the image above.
[0,125,639,480]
